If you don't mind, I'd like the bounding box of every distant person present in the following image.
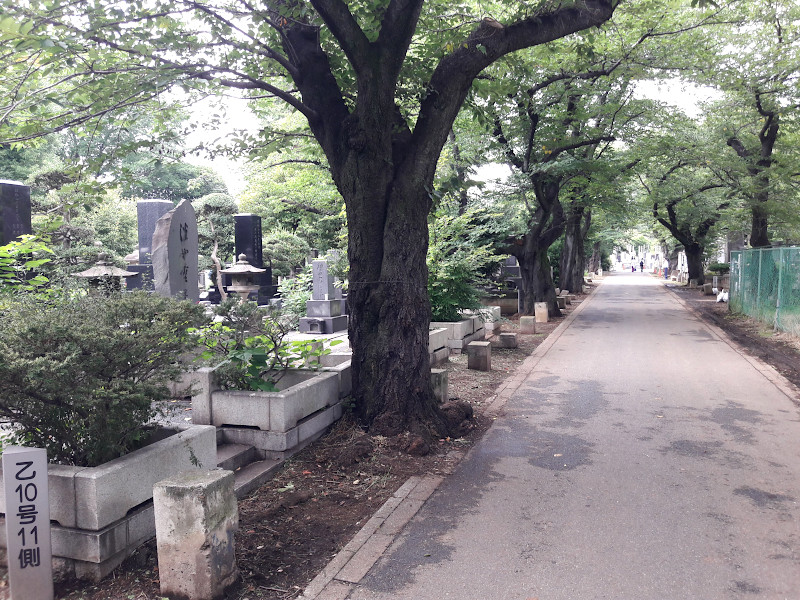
[639,259,644,272]
[631,264,636,272]
[663,257,670,279]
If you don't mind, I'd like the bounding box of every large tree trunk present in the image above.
[517,242,559,317]
[559,206,590,293]
[684,245,705,285]
[345,169,448,437]
[750,188,770,248]
[587,241,602,274]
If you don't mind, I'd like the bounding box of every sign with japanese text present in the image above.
[2,446,53,600]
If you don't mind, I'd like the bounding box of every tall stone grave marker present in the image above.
[127,200,175,290]
[2,446,53,600]
[226,213,276,303]
[298,259,347,334]
[0,180,33,246]
[152,199,200,302]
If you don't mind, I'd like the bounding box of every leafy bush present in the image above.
[0,292,208,466]
[195,299,337,391]
[428,206,498,322]
[263,229,311,278]
[708,262,730,274]
[277,264,313,327]
[0,235,53,294]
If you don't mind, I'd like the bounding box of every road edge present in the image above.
[663,283,800,405]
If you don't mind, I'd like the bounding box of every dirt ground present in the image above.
[6,283,800,600]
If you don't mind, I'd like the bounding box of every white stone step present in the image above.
[216,443,257,471]
[234,459,282,499]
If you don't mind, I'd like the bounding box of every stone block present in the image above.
[430,369,448,403]
[430,347,449,366]
[447,338,464,350]
[306,299,342,318]
[702,283,714,295]
[322,359,352,399]
[208,371,339,432]
[298,315,348,334]
[297,403,341,444]
[564,295,574,305]
[0,426,215,534]
[154,470,238,600]
[221,426,300,454]
[72,425,216,531]
[556,296,566,309]
[534,302,549,323]
[499,333,518,349]
[191,367,220,425]
[466,341,491,371]
[519,316,536,334]
[428,327,448,352]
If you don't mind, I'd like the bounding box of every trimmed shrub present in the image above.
[0,292,208,466]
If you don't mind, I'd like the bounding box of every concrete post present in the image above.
[430,369,449,403]
[154,470,238,600]
[191,367,220,425]
[556,296,567,309]
[499,333,518,348]
[519,316,536,334]
[466,341,491,371]
[534,302,549,323]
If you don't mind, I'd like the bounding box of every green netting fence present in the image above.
[730,247,800,337]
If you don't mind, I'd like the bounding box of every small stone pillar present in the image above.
[702,283,714,295]
[154,470,239,600]
[556,296,567,309]
[430,368,449,403]
[534,302,549,323]
[499,332,518,348]
[466,341,491,371]
[519,316,536,334]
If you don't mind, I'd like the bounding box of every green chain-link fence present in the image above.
[730,247,800,337]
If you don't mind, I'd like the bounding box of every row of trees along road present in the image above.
[1,0,799,442]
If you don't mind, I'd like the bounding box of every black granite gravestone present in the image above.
[0,180,32,246]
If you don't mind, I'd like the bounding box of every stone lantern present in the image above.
[74,252,138,295]
[220,254,266,300]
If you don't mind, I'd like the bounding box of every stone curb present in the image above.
[663,283,800,405]
[300,476,443,599]
[300,283,601,600]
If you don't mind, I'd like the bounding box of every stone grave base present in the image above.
[220,401,344,461]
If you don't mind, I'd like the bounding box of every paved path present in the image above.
[308,274,800,600]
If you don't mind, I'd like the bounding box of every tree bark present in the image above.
[587,241,602,273]
[516,241,559,316]
[559,205,590,292]
[684,244,705,285]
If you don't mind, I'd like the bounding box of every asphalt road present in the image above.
[351,274,800,600]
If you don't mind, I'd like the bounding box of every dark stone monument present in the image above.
[0,180,33,246]
[502,255,520,278]
[299,259,348,334]
[223,213,276,303]
[126,199,175,291]
[151,199,200,302]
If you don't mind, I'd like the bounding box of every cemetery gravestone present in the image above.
[0,180,33,246]
[228,213,276,303]
[299,259,348,334]
[2,446,53,600]
[126,200,174,290]
[152,199,200,302]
